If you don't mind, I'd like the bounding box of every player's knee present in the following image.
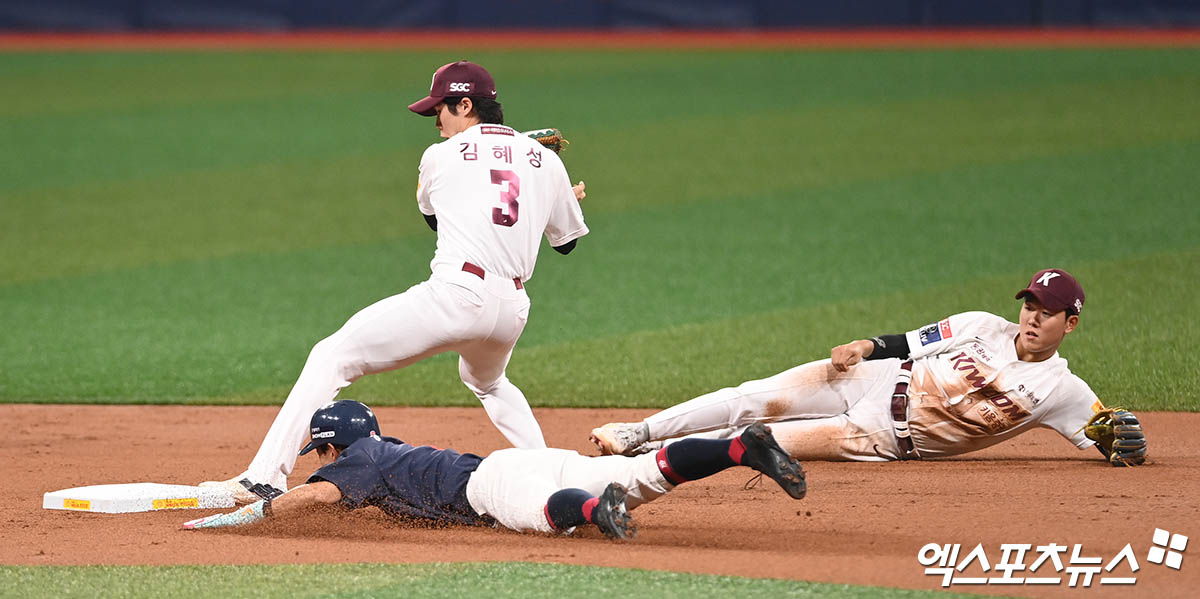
[461,374,504,397]
[308,337,341,364]
[461,379,489,397]
[309,337,364,382]
[459,361,504,393]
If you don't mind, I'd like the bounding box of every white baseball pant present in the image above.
[646,358,905,461]
[464,448,672,533]
[243,264,545,489]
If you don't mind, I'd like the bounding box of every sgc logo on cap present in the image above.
[448,82,472,92]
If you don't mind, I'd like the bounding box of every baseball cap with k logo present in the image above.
[1015,268,1086,315]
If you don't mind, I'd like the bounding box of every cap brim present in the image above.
[408,95,442,116]
[298,441,320,456]
[1016,288,1070,313]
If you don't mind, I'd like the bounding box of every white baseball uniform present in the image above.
[641,311,1100,460]
[239,123,588,490]
[466,448,672,534]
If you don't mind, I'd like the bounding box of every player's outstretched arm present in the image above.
[1084,408,1147,467]
[831,334,912,372]
[270,481,343,513]
[830,339,874,372]
[182,481,343,529]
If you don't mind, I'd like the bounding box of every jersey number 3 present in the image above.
[490,169,520,227]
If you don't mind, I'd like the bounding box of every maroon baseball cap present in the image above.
[1015,268,1085,315]
[408,60,497,116]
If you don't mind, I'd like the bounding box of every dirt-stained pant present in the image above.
[645,358,905,461]
[243,264,544,490]
[465,448,672,533]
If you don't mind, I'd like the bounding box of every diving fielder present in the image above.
[204,61,589,502]
[590,269,1147,466]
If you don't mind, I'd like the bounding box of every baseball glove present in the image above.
[1084,408,1147,467]
[524,128,569,154]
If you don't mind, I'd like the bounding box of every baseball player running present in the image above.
[203,61,589,502]
[184,400,806,540]
[590,269,1147,467]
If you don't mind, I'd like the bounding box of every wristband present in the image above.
[866,334,910,360]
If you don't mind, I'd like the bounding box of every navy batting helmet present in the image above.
[298,400,380,455]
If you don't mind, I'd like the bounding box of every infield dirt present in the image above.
[4,405,1197,597]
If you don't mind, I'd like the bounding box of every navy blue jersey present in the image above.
[307,435,490,526]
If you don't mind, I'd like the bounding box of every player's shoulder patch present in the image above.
[938,318,953,339]
[917,318,953,346]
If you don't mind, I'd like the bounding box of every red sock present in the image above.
[581,497,599,523]
[728,436,747,464]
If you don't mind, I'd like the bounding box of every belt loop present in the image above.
[462,262,486,280]
[891,360,920,460]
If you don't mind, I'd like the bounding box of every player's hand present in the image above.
[573,181,586,202]
[830,339,872,372]
[182,501,267,529]
[1085,408,1147,467]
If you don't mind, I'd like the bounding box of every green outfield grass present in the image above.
[2,45,1192,598]
[0,562,974,599]
[1,48,1196,409]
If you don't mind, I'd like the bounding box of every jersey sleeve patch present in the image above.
[918,319,953,346]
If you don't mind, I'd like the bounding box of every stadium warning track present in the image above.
[2,29,1200,51]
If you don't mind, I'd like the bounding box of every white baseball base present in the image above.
[43,483,236,514]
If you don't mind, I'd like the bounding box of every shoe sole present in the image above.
[745,424,807,500]
[594,483,637,540]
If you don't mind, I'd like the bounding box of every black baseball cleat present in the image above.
[592,482,637,540]
[739,423,807,500]
[240,478,284,501]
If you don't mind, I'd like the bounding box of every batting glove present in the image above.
[183,500,268,529]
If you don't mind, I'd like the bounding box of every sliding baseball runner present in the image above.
[185,400,806,540]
